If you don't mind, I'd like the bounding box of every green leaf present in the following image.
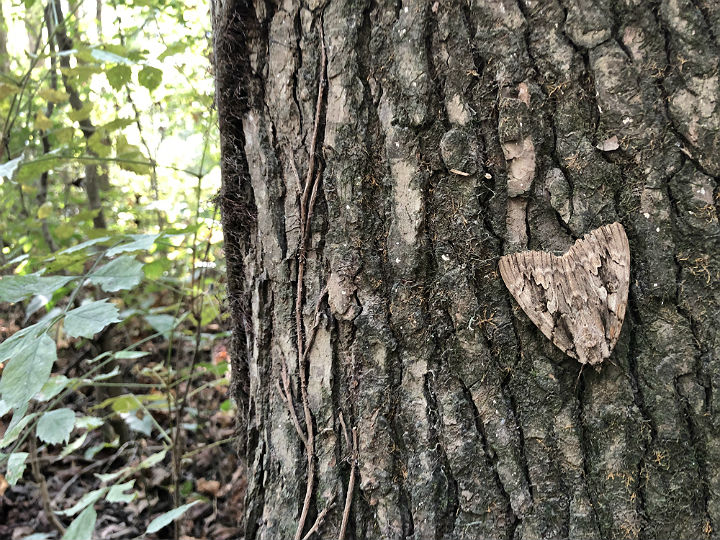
[61,505,96,540]
[0,274,74,303]
[55,127,75,144]
[59,487,107,516]
[54,222,75,240]
[105,65,132,91]
[19,533,53,540]
[0,82,20,100]
[58,236,111,255]
[140,449,167,469]
[143,258,170,279]
[138,65,162,91]
[0,399,9,416]
[75,416,104,430]
[144,314,177,338]
[88,256,144,292]
[67,103,93,122]
[0,321,47,363]
[37,88,69,103]
[113,351,150,360]
[88,131,112,158]
[60,432,88,458]
[106,480,136,503]
[0,412,38,448]
[158,40,189,60]
[0,335,57,409]
[0,154,24,181]
[35,375,73,402]
[90,48,133,64]
[64,299,121,338]
[36,408,75,445]
[6,452,28,485]
[107,234,160,256]
[37,201,53,219]
[146,501,200,534]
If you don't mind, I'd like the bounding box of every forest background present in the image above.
[0,0,242,538]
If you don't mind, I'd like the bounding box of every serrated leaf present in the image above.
[105,65,132,90]
[138,65,162,91]
[6,452,28,485]
[107,234,160,256]
[0,274,74,303]
[64,299,121,338]
[36,408,75,445]
[106,480,136,503]
[37,88,69,103]
[61,505,96,540]
[0,154,24,181]
[67,103,92,122]
[59,487,106,516]
[146,501,200,534]
[88,256,144,292]
[0,323,51,365]
[0,335,56,409]
[37,201,53,219]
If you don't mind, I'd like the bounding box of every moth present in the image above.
[498,222,630,365]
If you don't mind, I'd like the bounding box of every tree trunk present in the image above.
[212,0,720,538]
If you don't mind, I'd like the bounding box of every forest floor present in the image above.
[0,302,246,540]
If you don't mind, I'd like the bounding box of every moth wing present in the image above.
[499,251,574,356]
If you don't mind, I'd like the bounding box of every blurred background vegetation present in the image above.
[0,1,243,538]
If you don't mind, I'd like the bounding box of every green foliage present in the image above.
[87,256,145,292]
[0,274,74,303]
[6,452,28,485]
[61,506,96,540]
[0,0,231,535]
[36,408,76,445]
[63,299,121,338]
[0,334,57,409]
[146,501,200,534]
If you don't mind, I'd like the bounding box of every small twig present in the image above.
[292,21,328,540]
[339,427,358,540]
[275,378,307,446]
[300,496,335,540]
[29,436,66,536]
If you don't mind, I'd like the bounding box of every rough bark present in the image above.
[212,0,720,538]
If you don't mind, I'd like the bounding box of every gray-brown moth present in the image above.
[498,222,630,365]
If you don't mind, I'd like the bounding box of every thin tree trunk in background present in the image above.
[213,0,720,538]
[0,1,9,74]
